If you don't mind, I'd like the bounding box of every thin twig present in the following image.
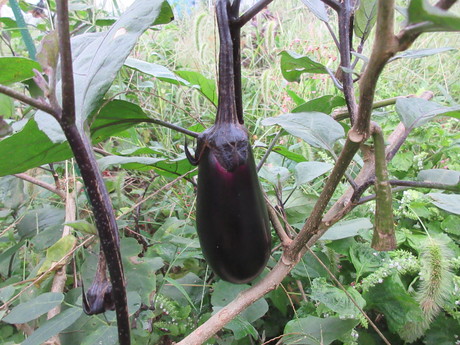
[235,0,274,27]
[257,130,283,171]
[13,173,66,199]
[0,85,58,117]
[321,0,342,13]
[388,179,459,192]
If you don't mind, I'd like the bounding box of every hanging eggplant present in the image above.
[186,0,271,284]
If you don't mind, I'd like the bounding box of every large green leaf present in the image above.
[350,243,388,279]
[262,112,344,151]
[418,169,460,187]
[395,98,460,129]
[0,100,157,176]
[211,281,268,339]
[283,316,359,345]
[271,145,308,163]
[71,0,170,125]
[0,57,42,85]
[295,161,333,185]
[2,292,64,324]
[37,235,77,276]
[22,307,82,345]
[321,218,373,241]
[81,325,118,345]
[16,207,65,240]
[354,0,377,40]
[428,193,460,215]
[279,51,328,82]
[408,0,460,32]
[292,95,345,115]
[300,0,328,22]
[310,278,366,318]
[90,99,151,142]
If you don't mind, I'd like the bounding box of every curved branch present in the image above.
[0,85,59,118]
[13,173,66,199]
[235,0,274,27]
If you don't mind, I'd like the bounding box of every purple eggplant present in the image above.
[186,0,271,283]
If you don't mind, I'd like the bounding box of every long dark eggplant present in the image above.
[186,0,271,284]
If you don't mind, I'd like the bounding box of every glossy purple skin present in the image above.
[196,144,271,283]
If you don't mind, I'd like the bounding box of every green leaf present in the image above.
[354,0,378,40]
[428,193,460,215]
[262,112,344,151]
[0,286,15,304]
[2,292,64,324]
[292,95,346,115]
[71,0,169,125]
[418,169,460,186]
[124,57,189,85]
[310,278,366,318]
[151,0,174,25]
[225,316,258,340]
[363,275,423,333]
[17,207,65,240]
[408,0,460,31]
[390,47,456,62]
[272,146,307,163]
[295,161,333,185]
[211,281,268,322]
[0,57,42,85]
[300,0,328,22]
[36,30,59,72]
[285,190,318,224]
[259,165,291,185]
[283,316,359,345]
[90,99,151,142]
[291,250,329,279]
[350,243,388,279]
[0,100,154,177]
[37,235,77,276]
[395,98,460,129]
[81,325,118,345]
[22,307,82,345]
[0,93,14,118]
[65,220,97,235]
[425,314,460,345]
[279,51,328,82]
[321,218,373,241]
[175,70,218,105]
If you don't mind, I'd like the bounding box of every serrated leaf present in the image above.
[301,0,328,22]
[280,51,328,82]
[418,169,460,186]
[262,112,344,151]
[292,95,346,115]
[2,292,64,324]
[295,161,333,185]
[390,47,456,62]
[310,278,366,318]
[428,193,460,215]
[283,316,359,345]
[354,0,378,40]
[408,0,460,32]
[363,275,423,333]
[37,235,77,276]
[124,57,189,85]
[395,98,460,129]
[0,57,42,85]
[175,70,218,105]
[321,218,373,241]
[350,243,388,279]
[22,307,82,345]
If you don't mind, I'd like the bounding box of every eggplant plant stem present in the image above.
[0,85,58,117]
[371,124,396,251]
[235,0,274,27]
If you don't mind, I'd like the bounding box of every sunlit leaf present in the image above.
[280,51,328,82]
[295,161,333,185]
[321,218,373,241]
[408,0,460,32]
[428,193,460,215]
[293,95,345,115]
[354,0,378,40]
[301,0,328,22]
[390,47,456,62]
[0,57,42,85]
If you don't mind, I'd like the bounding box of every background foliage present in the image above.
[0,0,459,344]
